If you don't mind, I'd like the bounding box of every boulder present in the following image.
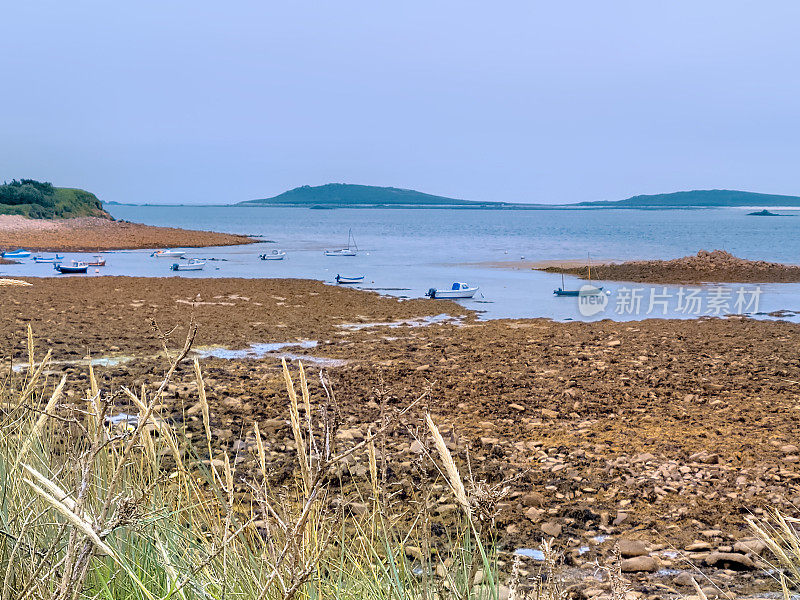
[618,539,648,557]
[733,539,767,556]
[520,491,545,507]
[541,521,562,537]
[685,541,713,552]
[620,556,658,573]
[704,551,755,570]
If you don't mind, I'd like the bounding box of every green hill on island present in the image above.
[578,189,800,208]
[0,179,109,219]
[239,183,510,208]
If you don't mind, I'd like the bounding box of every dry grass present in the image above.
[0,327,513,599]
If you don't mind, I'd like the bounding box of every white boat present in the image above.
[171,260,206,271]
[425,282,478,299]
[32,254,64,263]
[152,249,186,258]
[324,229,358,256]
[2,249,31,259]
[335,274,364,284]
[260,250,286,260]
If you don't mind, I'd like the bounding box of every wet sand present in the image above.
[0,215,255,251]
[2,276,797,596]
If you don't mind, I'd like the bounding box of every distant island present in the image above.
[238,183,514,208]
[238,184,800,210]
[0,179,109,219]
[578,189,800,209]
[747,209,791,216]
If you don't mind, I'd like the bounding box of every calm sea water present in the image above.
[4,205,800,321]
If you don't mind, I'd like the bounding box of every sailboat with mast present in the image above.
[553,253,604,296]
[324,229,358,256]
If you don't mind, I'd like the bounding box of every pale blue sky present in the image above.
[1,1,799,204]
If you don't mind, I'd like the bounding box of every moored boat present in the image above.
[260,250,286,260]
[335,274,364,284]
[171,259,206,271]
[425,282,478,299]
[86,256,106,266]
[152,249,186,258]
[324,228,358,256]
[54,262,88,274]
[2,249,31,259]
[553,255,603,296]
[32,254,64,263]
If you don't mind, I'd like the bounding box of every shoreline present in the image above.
[0,215,256,252]
[476,250,800,284]
[1,275,797,596]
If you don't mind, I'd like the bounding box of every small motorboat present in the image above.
[2,249,31,259]
[54,262,88,274]
[260,250,286,260]
[335,274,364,284]
[171,259,206,271]
[86,256,106,266]
[32,254,64,263]
[152,249,186,258]
[426,282,478,299]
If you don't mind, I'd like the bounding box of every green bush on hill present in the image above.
[0,178,109,219]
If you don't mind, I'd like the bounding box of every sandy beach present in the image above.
[2,275,797,596]
[0,215,256,251]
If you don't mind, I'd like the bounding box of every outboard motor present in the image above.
[426,288,436,298]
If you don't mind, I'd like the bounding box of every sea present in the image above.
[4,205,800,322]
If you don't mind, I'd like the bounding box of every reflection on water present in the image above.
[192,341,347,367]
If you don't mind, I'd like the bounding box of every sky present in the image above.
[1,1,799,205]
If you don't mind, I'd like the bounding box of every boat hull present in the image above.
[428,290,477,299]
[554,286,603,297]
[54,265,88,274]
[171,262,205,271]
[3,251,31,259]
[153,251,186,258]
[324,250,357,257]
[33,255,64,263]
[260,252,286,260]
[336,275,364,284]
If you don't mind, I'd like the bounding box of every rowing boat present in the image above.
[335,274,364,284]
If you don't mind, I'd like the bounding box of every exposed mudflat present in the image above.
[538,249,800,284]
[2,276,798,597]
[0,215,255,251]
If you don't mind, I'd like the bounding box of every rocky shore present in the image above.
[0,215,255,251]
[3,276,798,597]
[539,250,800,284]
